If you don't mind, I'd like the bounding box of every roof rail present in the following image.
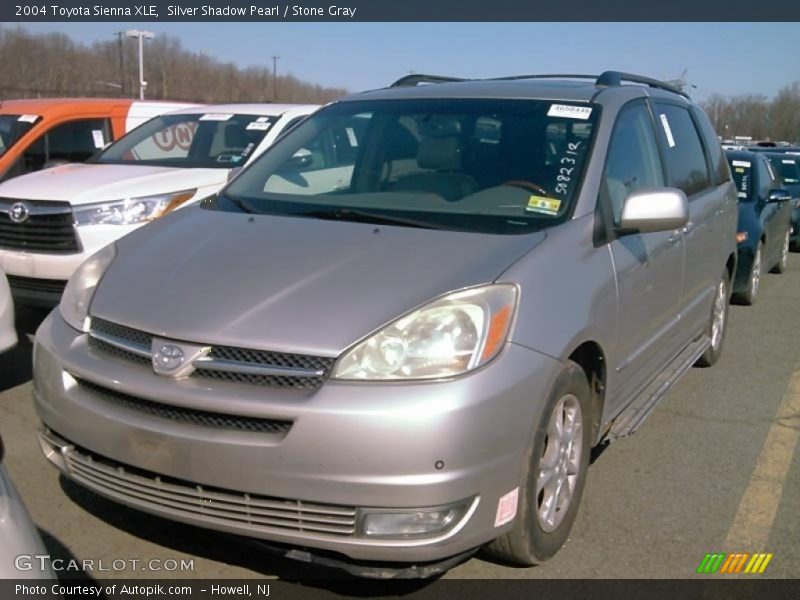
[390,74,469,87]
[489,74,599,82]
[595,71,689,98]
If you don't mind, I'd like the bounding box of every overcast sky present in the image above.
[17,22,800,100]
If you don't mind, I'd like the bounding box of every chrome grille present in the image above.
[88,317,335,389]
[76,378,293,435]
[0,198,79,253]
[63,442,357,536]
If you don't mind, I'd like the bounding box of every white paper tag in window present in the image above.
[659,114,676,148]
[18,114,38,123]
[91,130,105,149]
[732,160,751,168]
[547,104,592,120]
[783,159,795,164]
[246,121,272,131]
[199,113,234,121]
[494,487,519,527]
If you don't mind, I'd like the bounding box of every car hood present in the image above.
[0,163,229,205]
[91,207,546,356]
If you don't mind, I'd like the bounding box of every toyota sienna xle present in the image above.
[33,72,738,577]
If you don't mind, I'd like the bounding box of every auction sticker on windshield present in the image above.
[547,104,592,120]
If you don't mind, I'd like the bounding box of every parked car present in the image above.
[0,434,55,579]
[0,98,196,182]
[33,72,737,577]
[761,152,800,250]
[725,150,793,305]
[0,267,14,352]
[0,103,318,307]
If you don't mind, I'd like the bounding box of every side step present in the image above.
[606,335,710,440]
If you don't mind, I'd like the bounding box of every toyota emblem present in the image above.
[153,344,185,371]
[8,202,29,224]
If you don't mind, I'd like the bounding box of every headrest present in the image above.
[417,136,461,171]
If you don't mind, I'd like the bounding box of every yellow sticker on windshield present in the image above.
[526,195,561,215]
[735,167,745,173]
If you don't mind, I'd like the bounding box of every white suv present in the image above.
[0,103,318,307]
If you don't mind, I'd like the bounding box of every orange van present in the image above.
[0,98,197,182]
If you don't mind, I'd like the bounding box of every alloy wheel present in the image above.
[750,245,762,299]
[537,394,583,533]
[711,278,727,351]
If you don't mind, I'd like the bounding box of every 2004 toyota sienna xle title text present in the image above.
[33,72,738,577]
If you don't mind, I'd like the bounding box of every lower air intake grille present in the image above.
[76,378,293,435]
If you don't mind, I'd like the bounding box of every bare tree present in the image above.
[0,25,348,104]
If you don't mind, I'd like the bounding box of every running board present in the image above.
[606,335,711,440]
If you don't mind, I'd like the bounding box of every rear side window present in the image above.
[602,102,665,224]
[653,103,711,197]
[691,106,730,184]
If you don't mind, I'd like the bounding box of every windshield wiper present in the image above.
[299,208,447,230]
[221,193,259,214]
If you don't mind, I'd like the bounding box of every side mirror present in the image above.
[767,189,792,203]
[280,148,313,171]
[618,188,689,234]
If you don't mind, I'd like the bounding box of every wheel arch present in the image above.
[566,340,607,445]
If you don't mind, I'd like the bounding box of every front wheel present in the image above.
[770,230,790,274]
[733,241,763,306]
[695,271,730,367]
[484,361,591,565]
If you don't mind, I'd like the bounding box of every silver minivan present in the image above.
[33,72,737,576]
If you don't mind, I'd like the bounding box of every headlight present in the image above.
[73,189,196,226]
[59,243,116,332]
[333,284,518,381]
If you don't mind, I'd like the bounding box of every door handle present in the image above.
[682,222,694,234]
[668,232,682,244]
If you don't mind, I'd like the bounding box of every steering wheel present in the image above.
[501,180,549,196]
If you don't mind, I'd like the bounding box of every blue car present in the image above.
[762,152,800,250]
[726,150,793,305]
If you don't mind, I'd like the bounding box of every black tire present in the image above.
[695,270,730,368]
[484,361,592,565]
[770,230,790,274]
[732,241,763,306]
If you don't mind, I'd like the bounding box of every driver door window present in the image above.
[602,104,665,224]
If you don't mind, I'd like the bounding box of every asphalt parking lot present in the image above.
[1,256,798,581]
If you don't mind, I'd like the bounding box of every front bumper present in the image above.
[33,312,561,564]
[0,223,140,307]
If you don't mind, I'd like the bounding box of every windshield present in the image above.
[729,158,753,201]
[767,156,800,186]
[217,99,598,234]
[95,112,277,168]
[0,114,38,156]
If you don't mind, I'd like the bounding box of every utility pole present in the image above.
[271,55,280,102]
[114,31,125,97]
[126,29,155,100]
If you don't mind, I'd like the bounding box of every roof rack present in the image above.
[390,74,470,87]
[388,71,689,99]
[594,71,689,98]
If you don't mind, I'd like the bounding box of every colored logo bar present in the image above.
[697,552,773,574]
